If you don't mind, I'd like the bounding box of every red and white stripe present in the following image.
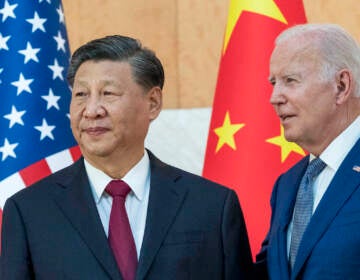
[0,146,81,210]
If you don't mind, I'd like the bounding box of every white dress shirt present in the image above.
[287,116,360,257]
[84,150,151,259]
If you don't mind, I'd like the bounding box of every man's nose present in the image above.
[270,84,286,105]
[83,95,105,118]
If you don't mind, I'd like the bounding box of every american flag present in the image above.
[0,0,81,237]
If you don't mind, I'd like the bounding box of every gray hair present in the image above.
[276,23,360,96]
[67,35,164,91]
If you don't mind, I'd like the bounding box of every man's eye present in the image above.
[74,91,86,97]
[269,79,276,86]
[286,77,296,83]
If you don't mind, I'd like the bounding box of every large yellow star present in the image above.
[214,111,245,153]
[266,125,306,162]
[223,0,288,53]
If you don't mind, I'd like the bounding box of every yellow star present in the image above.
[266,125,306,162]
[223,0,287,53]
[214,111,245,153]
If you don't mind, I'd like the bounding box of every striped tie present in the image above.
[289,157,326,268]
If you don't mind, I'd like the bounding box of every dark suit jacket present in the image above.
[1,151,253,279]
[255,139,360,279]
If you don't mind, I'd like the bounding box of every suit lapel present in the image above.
[275,158,308,280]
[53,159,122,280]
[292,140,360,278]
[274,231,290,280]
[136,153,188,280]
[278,158,309,231]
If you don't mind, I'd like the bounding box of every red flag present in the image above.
[202,0,307,257]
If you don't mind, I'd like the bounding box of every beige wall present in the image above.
[63,0,360,109]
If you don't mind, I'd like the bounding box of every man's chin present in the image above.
[80,146,110,159]
[283,131,298,143]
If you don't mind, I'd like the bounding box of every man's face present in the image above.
[269,38,339,149]
[70,60,161,162]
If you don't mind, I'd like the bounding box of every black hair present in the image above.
[67,35,164,90]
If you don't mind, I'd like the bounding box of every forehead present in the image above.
[269,38,321,75]
[74,60,133,87]
[75,60,133,80]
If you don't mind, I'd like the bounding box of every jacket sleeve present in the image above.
[1,198,34,280]
[221,189,253,279]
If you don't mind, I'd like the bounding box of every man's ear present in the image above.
[335,69,352,105]
[148,86,162,121]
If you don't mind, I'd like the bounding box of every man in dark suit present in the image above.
[255,23,360,279]
[0,35,253,279]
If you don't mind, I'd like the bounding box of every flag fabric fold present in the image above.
[203,0,307,257]
[0,0,81,245]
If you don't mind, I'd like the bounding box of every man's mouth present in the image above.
[84,127,109,136]
[279,114,295,123]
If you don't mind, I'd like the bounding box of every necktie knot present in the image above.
[106,180,131,198]
[305,158,326,180]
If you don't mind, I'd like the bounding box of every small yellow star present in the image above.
[266,125,306,162]
[224,0,288,53]
[214,111,245,153]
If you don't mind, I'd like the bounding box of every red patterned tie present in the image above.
[106,180,137,280]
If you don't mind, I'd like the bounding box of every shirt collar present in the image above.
[311,116,360,170]
[84,150,151,203]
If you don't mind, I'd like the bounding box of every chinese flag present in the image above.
[202,0,307,257]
